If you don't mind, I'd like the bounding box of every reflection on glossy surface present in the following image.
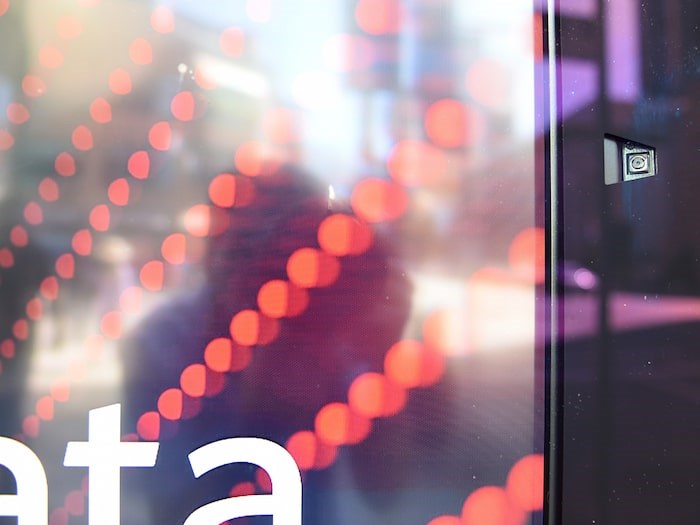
[0,1,541,524]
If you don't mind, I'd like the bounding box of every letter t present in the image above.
[64,404,159,525]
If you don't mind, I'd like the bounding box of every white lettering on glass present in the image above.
[63,404,160,525]
[0,437,48,525]
[184,437,302,525]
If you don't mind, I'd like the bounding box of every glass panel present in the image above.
[556,0,700,522]
[0,1,543,524]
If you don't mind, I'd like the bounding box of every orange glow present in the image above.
[21,75,45,97]
[506,454,544,512]
[0,248,14,268]
[108,68,132,95]
[7,103,30,124]
[351,178,408,223]
[204,338,253,373]
[161,233,186,264]
[428,517,462,525]
[508,227,545,284]
[56,254,75,279]
[0,129,13,150]
[158,388,183,420]
[423,309,469,357]
[107,178,130,206]
[55,152,76,177]
[314,403,372,446]
[64,491,84,516]
[140,260,164,291]
[137,412,160,440]
[0,340,15,358]
[171,91,195,121]
[466,59,509,110]
[149,121,172,151]
[38,177,59,202]
[129,37,153,65]
[72,125,93,151]
[287,248,340,288]
[13,319,28,340]
[180,364,207,398]
[150,5,175,33]
[425,98,484,149]
[89,204,110,232]
[72,229,92,256]
[286,431,338,471]
[100,311,122,339]
[387,139,448,186]
[26,298,43,321]
[257,280,309,318]
[39,46,64,69]
[56,16,82,39]
[348,372,407,418]
[209,173,256,208]
[318,214,373,256]
[355,0,401,35]
[10,223,29,250]
[36,396,54,421]
[220,27,245,57]
[384,340,445,388]
[119,286,142,313]
[40,276,59,300]
[89,97,112,124]
[461,486,525,525]
[128,150,150,179]
[22,415,39,438]
[50,380,70,402]
[230,310,280,346]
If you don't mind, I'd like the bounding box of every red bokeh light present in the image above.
[7,103,30,124]
[384,340,445,388]
[24,201,43,225]
[137,412,161,441]
[108,178,130,206]
[90,97,112,124]
[129,37,153,65]
[348,372,407,418]
[171,91,195,121]
[506,454,544,512]
[355,0,401,35]
[150,6,175,33]
[72,229,93,256]
[64,490,84,516]
[257,280,309,318]
[149,121,172,151]
[428,517,462,525]
[220,27,245,57]
[9,225,28,247]
[38,178,60,202]
[26,298,43,321]
[21,75,46,97]
[0,0,8,17]
[424,98,484,149]
[204,338,252,373]
[315,403,372,446]
[100,311,122,340]
[0,129,13,150]
[89,204,110,232]
[40,276,59,300]
[158,388,183,420]
[286,430,338,471]
[161,233,186,264]
[55,152,76,177]
[128,151,150,179]
[461,486,525,525]
[286,248,340,288]
[119,286,143,314]
[387,139,448,186]
[56,254,75,279]
[229,310,279,346]
[36,396,54,421]
[72,125,94,151]
[108,69,132,95]
[140,260,164,291]
[508,227,545,284]
[351,178,408,223]
[317,214,373,256]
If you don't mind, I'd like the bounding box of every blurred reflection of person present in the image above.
[122,162,411,525]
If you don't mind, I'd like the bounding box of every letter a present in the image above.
[184,437,301,525]
[0,437,48,525]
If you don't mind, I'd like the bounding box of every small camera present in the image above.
[627,152,650,174]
